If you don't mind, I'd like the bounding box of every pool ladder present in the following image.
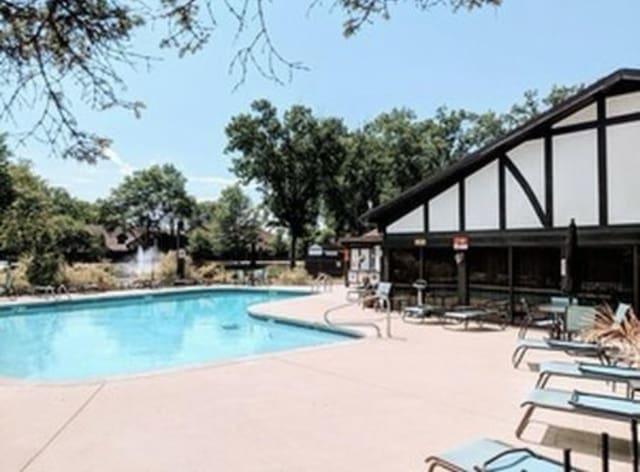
[323,300,391,338]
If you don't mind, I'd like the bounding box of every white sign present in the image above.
[308,244,323,257]
[453,236,469,251]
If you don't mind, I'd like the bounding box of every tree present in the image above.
[187,227,216,262]
[99,164,195,243]
[0,0,501,160]
[0,139,14,215]
[50,215,104,262]
[209,185,259,260]
[226,100,344,267]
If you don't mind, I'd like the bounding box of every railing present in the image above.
[323,300,390,338]
[56,284,71,299]
[311,273,332,293]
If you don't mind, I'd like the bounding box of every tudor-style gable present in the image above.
[365,69,640,237]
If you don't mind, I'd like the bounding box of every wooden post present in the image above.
[383,248,390,282]
[456,251,469,305]
[508,246,514,322]
[634,245,639,315]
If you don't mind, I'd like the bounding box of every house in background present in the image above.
[363,68,640,314]
[340,230,383,287]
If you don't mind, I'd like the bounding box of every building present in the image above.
[362,68,640,314]
[340,230,383,286]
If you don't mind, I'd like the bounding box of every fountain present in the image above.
[134,243,159,278]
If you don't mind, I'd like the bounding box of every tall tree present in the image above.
[209,185,259,259]
[99,164,195,243]
[226,99,344,267]
[0,1,501,160]
[0,137,15,215]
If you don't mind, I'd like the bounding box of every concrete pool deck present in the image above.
[0,286,635,471]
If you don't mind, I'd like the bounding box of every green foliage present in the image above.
[50,215,104,262]
[226,100,344,267]
[187,227,216,262]
[99,164,195,242]
[26,231,63,287]
[0,159,106,263]
[0,139,15,215]
[269,228,289,258]
[209,185,259,259]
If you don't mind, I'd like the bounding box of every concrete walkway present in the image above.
[0,286,634,471]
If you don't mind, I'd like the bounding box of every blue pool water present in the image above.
[0,290,351,381]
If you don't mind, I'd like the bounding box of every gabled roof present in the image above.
[362,68,640,224]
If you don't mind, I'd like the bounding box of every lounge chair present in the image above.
[511,305,605,368]
[536,361,640,398]
[424,437,580,471]
[346,276,372,302]
[518,297,564,339]
[361,282,391,311]
[516,388,640,439]
[443,300,509,331]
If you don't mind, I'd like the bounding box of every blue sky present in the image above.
[12,0,640,202]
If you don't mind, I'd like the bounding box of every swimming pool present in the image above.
[0,289,353,381]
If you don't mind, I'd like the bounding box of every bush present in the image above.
[11,258,31,294]
[63,263,117,291]
[27,251,63,287]
[158,250,193,283]
[193,261,229,284]
[265,265,310,285]
[187,227,215,262]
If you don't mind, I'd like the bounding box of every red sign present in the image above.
[453,236,469,251]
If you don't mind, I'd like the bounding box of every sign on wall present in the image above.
[453,236,469,251]
[414,238,427,247]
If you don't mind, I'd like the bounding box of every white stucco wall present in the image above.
[607,120,640,224]
[386,205,424,234]
[553,103,597,128]
[606,91,640,118]
[428,185,459,232]
[553,129,599,227]
[464,161,499,230]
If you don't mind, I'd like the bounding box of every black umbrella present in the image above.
[561,219,578,295]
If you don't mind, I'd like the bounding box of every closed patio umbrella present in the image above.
[561,219,578,295]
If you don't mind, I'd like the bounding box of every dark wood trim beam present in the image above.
[634,245,639,313]
[544,135,553,227]
[423,201,429,234]
[459,180,466,232]
[504,156,547,228]
[498,155,506,230]
[597,96,608,226]
[551,110,640,136]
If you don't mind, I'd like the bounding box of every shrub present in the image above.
[158,250,193,283]
[11,258,31,294]
[193,262,229,284]
[27,250,63,287]
[187,227,215,262]
[265,265,310,285]
[63,263,117,291]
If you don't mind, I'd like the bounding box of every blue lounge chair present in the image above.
[512,305,605,368]
[512,337,608,368]
[516,388,640,438]
[536,361,640,398]
[424,438,580,471]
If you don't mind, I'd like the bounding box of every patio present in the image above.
[0,286,634,471]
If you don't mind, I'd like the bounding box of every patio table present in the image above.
[537,303,568,338]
